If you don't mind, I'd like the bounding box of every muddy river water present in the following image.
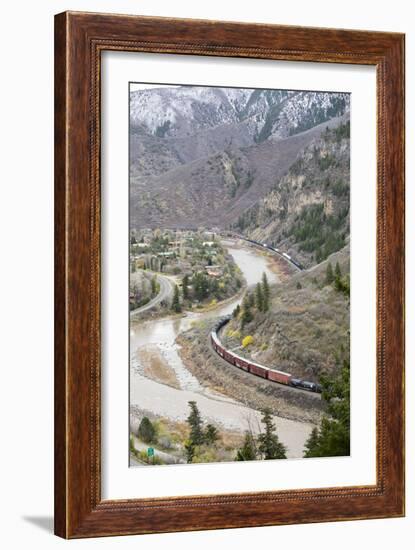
[130,242,313,458]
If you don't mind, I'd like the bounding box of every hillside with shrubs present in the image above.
[233,122,350,268]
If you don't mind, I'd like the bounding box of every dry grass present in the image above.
[137,346,180,389]
[223,246,350,381]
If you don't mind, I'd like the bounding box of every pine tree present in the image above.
[193,272,209,301]
[186,401,204,446]
[242,292,251,310]
[182,274,190,300]
[335,261,342,280]
[184,440,195,463]
[304,353,350,458]
[303,427,320,457]
[255,282,263,312]
[334,275,350,297]
[257,409,287,460]
[232,304,241,318]
[241,306,253,328]
[326,262,334,284]
[137,417,156,443]
[204,424,219,445]
[151,275,158,296]
[236,432,257,461]
[171,284,182,313]
[262,272,270,311]
[247,292,255,308]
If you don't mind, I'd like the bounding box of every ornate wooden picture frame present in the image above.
[54,11,405,538]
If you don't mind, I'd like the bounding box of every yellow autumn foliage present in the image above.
[242,335,254,348]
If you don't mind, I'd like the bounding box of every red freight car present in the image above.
[268,368,292,385]
[234,356,250,371]
[210,317,321,393]
[223,350,235,364]
[249,363,269,379]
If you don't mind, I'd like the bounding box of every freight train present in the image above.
[211,317,322,393]
[237,236,304,271]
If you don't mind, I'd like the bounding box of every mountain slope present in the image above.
[130,115,347,229]
[129,85,350,232]
[130,86,349,143]
[234,120,350,267]
[221,246,350,383]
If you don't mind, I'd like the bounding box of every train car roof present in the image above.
[269,367,292,377]
[211,331,291,378]
[211,331,221,345]
[231,350,271,372]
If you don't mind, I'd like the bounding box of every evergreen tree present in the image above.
[334,274,350,297]
[232,304,241,318]
[184,440,195,463]
[185,403,220,462]
[304,354,350,458]
[193,272,209,301]
[151,275,158,296]
[236,432,257,461]
[241,306,253,328]
[303,427,320,457]
[326,262,334,284]
[137,417,156,443]
[186,401,204,446]
[247,292,255,308]
[171,284,182,313]
[241,293,250,310]
[204,424,219,445]
[262,272,270,311]
[335,261,342,280]
[257,409,287,460]
[255,282,263,312]
[240,292,254,328]
[182,274,190,300]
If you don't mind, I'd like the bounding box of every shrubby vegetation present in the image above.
[236,408,286,461]
[234,272,270,331]
[289,98,348,136]
[304,349,350,457]
[290,203,349,263]
[130,436,164,465]
[181,264,243,307]
[130,229,244,316]
[325,261,350,297]
[171,284,182,313]
[129,273,159,311]
[232,120,350,268]
[332,120,350,141]
[137,416,156,443]
[242,335,254,348]
[185,401,220,463]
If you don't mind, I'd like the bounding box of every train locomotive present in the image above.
[211,317,321,393]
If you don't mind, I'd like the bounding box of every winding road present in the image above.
[130,272,175,316]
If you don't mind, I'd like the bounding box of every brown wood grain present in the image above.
[54,11,405,539]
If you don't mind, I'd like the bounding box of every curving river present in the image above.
[130,242,313,458]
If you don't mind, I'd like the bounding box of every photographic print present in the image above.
[54,13,405,537]
[129,83,350,467]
